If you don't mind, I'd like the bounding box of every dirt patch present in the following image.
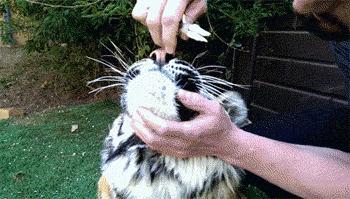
[0,47,120,114]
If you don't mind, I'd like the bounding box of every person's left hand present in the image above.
[131,89,239,158]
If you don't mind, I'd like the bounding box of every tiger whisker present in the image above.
[203,78,251,89]
[199,84,223,97]
[204,87,223,97]
[89,83,125,94]
[87,57,126,76]
[101,55,129,71]
[200,75,233,85]
[100,58,126,73]
[202,69,224,75]
[89,76,124,80]
[197,86,216,100]
[191,51,208,65]
[100,41,130,71]
[109,40,130,70]
[197,65,226,71]
[202,82,230,92]
[201,76,250,89]
[88,79,125,85]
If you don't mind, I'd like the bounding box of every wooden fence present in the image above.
[231,13,348,121]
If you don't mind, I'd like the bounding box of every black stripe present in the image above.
[106,134,145,162]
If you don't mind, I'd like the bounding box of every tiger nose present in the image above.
[150,49,174,66]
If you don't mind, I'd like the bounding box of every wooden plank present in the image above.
[255,56,347,98]
[257,31,335,63]
[265,13,298,31]
[232,50,254,85]
[251,81,347,113]
[248,103,279,122]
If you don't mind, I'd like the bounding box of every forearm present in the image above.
[219,129,350,198]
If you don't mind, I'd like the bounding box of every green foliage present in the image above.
[208,0,291,48]
[3,0,290,90]
[12,0,154,59]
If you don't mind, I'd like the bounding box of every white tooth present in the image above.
[185,31,208,42]
[188,24,211,37]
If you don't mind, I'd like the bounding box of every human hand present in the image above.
[292,0,337,14]
[292,0,350,41]
[131,89,240,158]
[132,0,207,54]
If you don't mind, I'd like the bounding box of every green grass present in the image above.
[0,101,118,199]
[0,101,269,199]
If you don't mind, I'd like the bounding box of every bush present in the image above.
[3,0,291,91]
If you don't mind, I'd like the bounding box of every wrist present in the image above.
[215,125,254,167]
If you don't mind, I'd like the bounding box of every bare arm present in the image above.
[222,128,350,198]
[132,90,350,198]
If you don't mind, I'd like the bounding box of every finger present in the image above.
[131,117,152,143]
[180,32,189,40]
[132,116,191,152]
[136,107,211,141]
[184,0,207,23]
[146,0,167,46]
[136,108,185,136]
[176,89,220,114]
[132,0,150,25]
[150,48,167,64]
[161,0,189,54]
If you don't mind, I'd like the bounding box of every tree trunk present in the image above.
[3,3,14,45]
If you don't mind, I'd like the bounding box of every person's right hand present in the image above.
[132,0,207,54]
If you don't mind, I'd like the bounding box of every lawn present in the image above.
[0,101,118,199]
[0,101,268,199]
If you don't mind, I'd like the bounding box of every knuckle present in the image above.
[146,18,159,27]
[182,123,192,134]
[148,138,158,148]
[202,2,208,13]
[132,11,143,21]
[211,101,222,113]
[177,150,189,158]
[181,140,195,149]
[161,16,179,27]
[158,124,169,135]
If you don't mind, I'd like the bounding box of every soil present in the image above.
[0,47,119,114]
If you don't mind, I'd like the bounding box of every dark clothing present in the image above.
[242,40,350,198]
[242,107,349,198]
[330,41,350,104]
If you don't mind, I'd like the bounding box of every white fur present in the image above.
[99,58,247,199]
[125,71,179,121]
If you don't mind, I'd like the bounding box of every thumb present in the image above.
[184,0,207,23]
[177,89,218,113]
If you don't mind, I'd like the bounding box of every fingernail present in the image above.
[165,47,175,54]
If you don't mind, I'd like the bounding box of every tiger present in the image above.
[89,53,249,199]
